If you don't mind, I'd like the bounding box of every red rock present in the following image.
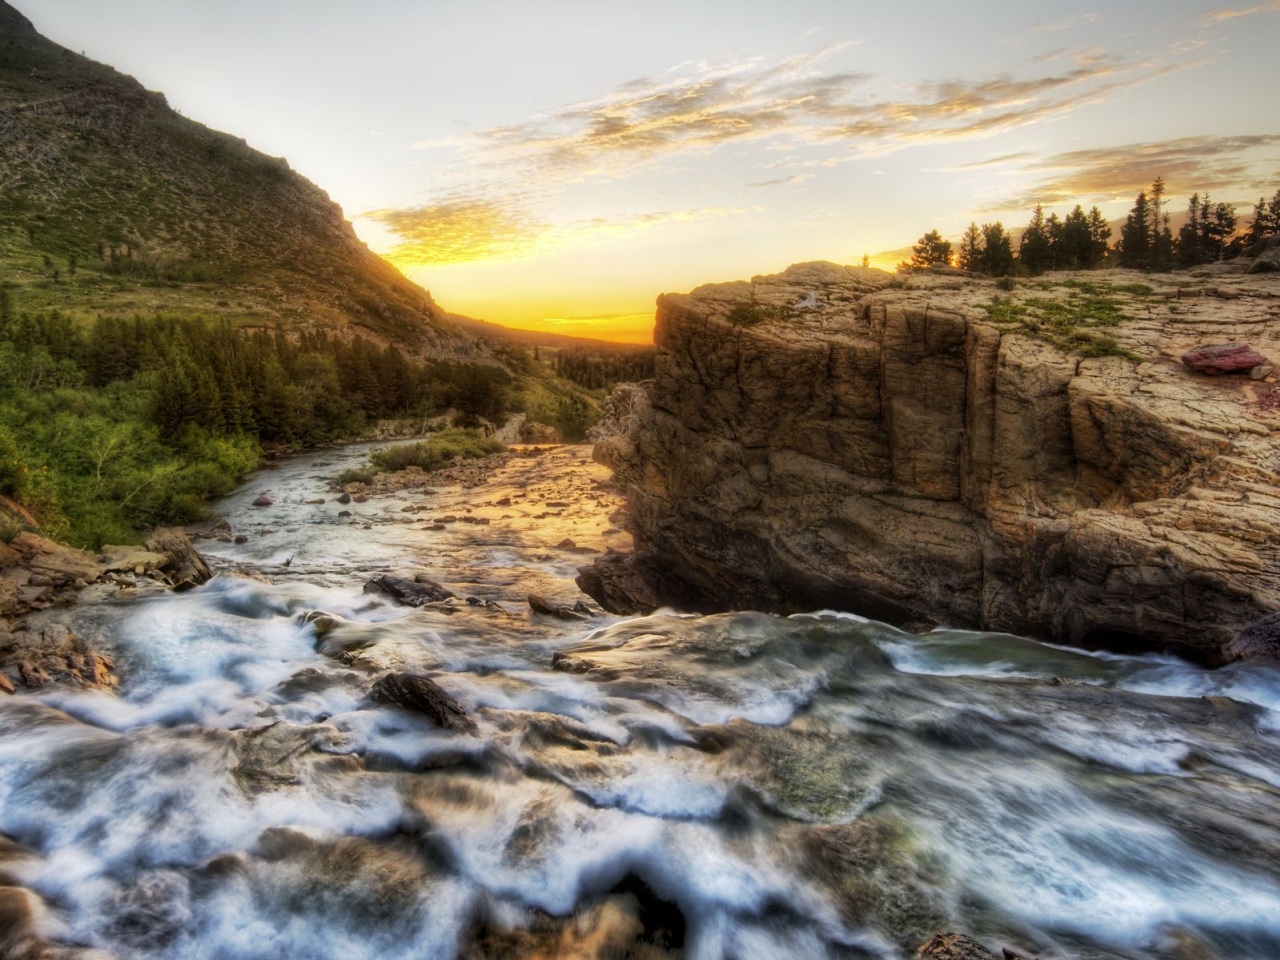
[252,496,274,507]
[1181,343,1268,374]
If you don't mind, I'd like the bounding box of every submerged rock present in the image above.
[368,672,469,729]
[0,622,117,692]
[527,594,588,620]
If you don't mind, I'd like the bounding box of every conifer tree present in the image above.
[1086,207,1111,268]
[979,222,1014,275]
[1018,205,1052,275]
[1118,190,1152,268]
[957,223,983,272]
[909,229,953,268]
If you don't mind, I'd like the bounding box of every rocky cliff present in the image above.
[580,262,1280,664]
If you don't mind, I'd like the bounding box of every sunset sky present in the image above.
[26,0,1280,342]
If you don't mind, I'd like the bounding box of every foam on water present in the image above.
[5,445,1280,958]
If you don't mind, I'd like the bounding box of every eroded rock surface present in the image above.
[580,262,1280,663]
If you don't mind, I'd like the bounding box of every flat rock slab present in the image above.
[99,546,169,575]
[9,532,100,585]
[1181,342,1268,374]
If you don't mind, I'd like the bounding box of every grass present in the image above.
[368,429,505,474]
[981,289,1143,361]
[727,302,794,326]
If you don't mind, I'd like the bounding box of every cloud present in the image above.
[363,196,548,266]
[365,197,741,267]
[748,173,815,188]
[1204,0,1280,21]
[376,45,1191,264]
[998,134,1280,208]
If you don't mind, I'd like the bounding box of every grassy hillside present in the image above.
[0,1,469,355]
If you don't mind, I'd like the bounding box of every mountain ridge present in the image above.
[0,0,472,355]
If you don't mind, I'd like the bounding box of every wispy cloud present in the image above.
[365,198,742,267]
[748,173,815,188]
[373,45,1191,265]
[999,134,1280,208]
[1204,0,1280,22]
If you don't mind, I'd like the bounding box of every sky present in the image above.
[22,0,1280,343]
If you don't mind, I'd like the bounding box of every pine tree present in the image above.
[980,223,1014,275]
[957,223,983,272]
[1086,207,1111,268]
[909,229,953,268]
[1018,205,1052,275]
[1118,190,1151,269]
[1057,206,1092,270]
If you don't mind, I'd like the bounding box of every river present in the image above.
[2,443,1280,959]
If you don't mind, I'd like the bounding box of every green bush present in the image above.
[369,429,504,473]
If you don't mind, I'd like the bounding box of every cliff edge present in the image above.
[579,261,1280,664]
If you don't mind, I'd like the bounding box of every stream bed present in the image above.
[2,443,1280,959]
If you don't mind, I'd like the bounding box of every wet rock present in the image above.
[336,493,352,505]
[233,534,248,544]
[1230,612,1280,660]
[575,550,663,615]
[338,510,351,517]
[364,574,455,606]
[353,494,369,503]
[369,672,469,729]
[0,622,118,692]
[144,528,213,590]
[1181,342,1268,374]
[527,594,588,620]
[915,934,1001,960]
[252,496,274,507]
[306,498,326,504]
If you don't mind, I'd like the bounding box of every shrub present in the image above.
[369,429,505,474]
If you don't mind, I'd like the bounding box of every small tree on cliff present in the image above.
[909,230,953,268]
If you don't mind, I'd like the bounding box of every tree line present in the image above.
[908,180,1280,275]
[0,299,516,546]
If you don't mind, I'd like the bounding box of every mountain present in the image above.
[0,1,470,355]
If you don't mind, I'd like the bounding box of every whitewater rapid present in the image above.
[2,444,1279,960]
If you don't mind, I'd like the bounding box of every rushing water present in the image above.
[3,444,1280,960]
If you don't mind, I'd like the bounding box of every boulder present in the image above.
[252,496,274,507]
[527,594,588,620]
[363,574,454,606]
[368,673,469,729]
[1181,342,1268,374]
[144,528,213,590]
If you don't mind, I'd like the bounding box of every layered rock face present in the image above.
[582,262,1280,664]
